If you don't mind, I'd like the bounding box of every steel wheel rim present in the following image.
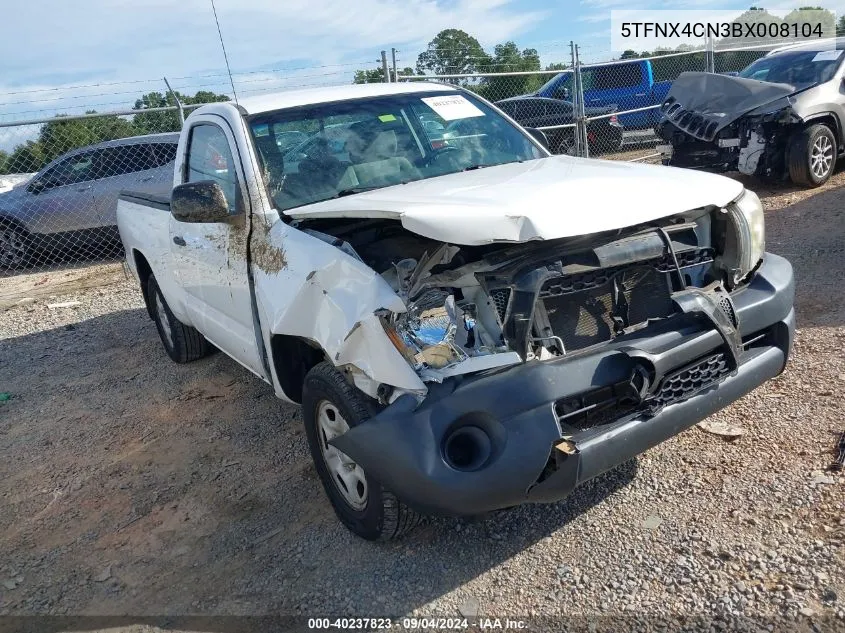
[558,139,576,156]
[154,291,174,349]
[811,135,833,179]
[316,400,368,510]
[0,228,26,268]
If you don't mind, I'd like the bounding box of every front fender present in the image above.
[253,220,426,394]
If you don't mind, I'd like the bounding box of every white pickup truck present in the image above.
[118,82,795,541]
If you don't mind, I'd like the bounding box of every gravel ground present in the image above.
[0,169,843,630]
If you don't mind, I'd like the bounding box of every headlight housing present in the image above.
[719,189,765,286]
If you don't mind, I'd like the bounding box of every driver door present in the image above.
[23,151,98,235]
[168,117,264,376]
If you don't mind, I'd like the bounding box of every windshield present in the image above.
[248,90,545,212]
[739,49,843,88]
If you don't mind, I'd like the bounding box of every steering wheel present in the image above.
[424,143,461,167]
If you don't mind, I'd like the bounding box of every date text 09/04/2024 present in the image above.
[307,618,528,629]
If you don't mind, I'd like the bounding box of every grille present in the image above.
[718,295,738,327]
[554,351,732,431]
[648,352,730,410]
[489,288,511,322]
[555,380,641,430]
[540,265,674,353]
[662,99,720,142]
[655,247,715,272]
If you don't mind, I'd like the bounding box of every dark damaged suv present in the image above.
[657,40,845,187]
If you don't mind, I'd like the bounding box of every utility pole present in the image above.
[381,50,390,82]
[391,48,398,82]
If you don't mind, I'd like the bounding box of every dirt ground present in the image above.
[0,167,843,628]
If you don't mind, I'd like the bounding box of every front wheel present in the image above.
[788,123,837,187]
[147,274,211,363]
[0,223,31,271]
[302,362,421,541]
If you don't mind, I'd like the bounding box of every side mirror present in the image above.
[524,127,550,151]
[171,181,231,223]
[27,180,46,194]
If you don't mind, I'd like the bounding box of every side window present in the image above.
[94,145,156,179]
[39,152,96,188]
[594,64,643,90]
[186,124,239,213]
[545,101,573,117]
[121,144,157,174]
[151,143,178,167]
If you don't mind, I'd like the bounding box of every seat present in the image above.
[345,121,421,187]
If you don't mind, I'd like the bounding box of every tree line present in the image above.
[0,90,229,175]
[353,7,838,98]
[354,29,566,101]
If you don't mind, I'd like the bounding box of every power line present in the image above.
[210,0,239,105]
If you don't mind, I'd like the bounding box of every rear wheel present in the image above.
[147,274,211,363]
[302,361,421,541]
[788,123,836,187]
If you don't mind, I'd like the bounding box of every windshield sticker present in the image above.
[421,95,484,121]
[378,114,397,122]
[812,50,842,62]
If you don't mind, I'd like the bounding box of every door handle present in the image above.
[635,93,647,97]
[139,176,154,182]
[172,236,186,246]
[76,186,91,192]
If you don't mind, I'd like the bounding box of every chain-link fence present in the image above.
[398,41,770,161]
[0,40,779,292]
[0,105,209,282]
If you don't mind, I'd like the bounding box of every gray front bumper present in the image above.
[332,253,795,516]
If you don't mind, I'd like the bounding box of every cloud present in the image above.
[0,0,544,117]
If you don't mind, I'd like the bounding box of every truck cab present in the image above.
[117,82,794,542]
[537,59,673,129]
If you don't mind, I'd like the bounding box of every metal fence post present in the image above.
[705,35,715,73]
[381,51,390,82]
[573,44,589,158]
[569,42,580,157]
[163,77,185,128]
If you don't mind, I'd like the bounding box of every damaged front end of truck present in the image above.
[299,190,794,517]
[656,72,805,178]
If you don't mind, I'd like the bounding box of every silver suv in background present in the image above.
[657,40,845,187]
[0,132,179,270]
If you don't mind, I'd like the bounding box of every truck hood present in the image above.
[661,71,798,141]
[284,155,744,245]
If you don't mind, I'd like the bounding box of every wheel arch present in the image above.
[269,334,327,404]
[132,249,155,319]
[802,113,842,149]
[0,214,31,235]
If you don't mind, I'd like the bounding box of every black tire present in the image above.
[788,123,837,187]
[0,222,31,271]
[302,361,421,541]
[147,274,211,363]
[555,135,576,156]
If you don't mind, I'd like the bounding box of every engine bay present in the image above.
[296,206,732,383]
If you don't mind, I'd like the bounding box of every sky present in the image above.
[0,0,842,141]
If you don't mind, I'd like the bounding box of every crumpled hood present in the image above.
[661,71,797,141]
[285,155,744,245]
